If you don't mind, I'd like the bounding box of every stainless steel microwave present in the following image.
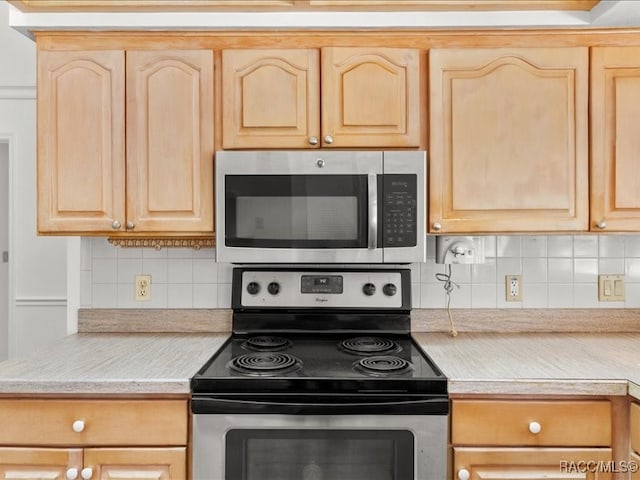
[215,150,426,263]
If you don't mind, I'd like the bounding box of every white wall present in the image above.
[0,1,68,357]
[0,144,8,360]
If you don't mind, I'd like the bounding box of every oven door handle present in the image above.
[191,396,448,415]
[368,173,378,250]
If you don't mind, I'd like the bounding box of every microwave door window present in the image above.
[235,196,358,241]
[225,175,368,248]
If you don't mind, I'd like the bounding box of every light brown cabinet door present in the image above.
[429,47,588,233]
[222,47,419,149]
[454,447,612,480]
[591,47,640,232]
[631,452,640,480]
[0,399,187,446]
[83,448,186,480]
[37,50,125,234]
[0,447,82,479]
[321,47,420,148]
[127,50,214,233]
[222,48,321,149]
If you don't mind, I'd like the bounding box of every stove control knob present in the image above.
[383,283,397,296]
[362,283,376,296]
[268,282,280,295]
[246,282,260,295]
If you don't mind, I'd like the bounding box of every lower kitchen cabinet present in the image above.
[451,399,613,480]
[0,447,82,479]
[0,398,188,479]
[454,447,612,480]
[631,403,640,480]
[0,447,185,479]
[84,447,186,479]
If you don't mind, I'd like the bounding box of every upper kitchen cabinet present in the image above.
[222,48,320,149]
[126,50,214,234]
[591,47,640,232]
[38,50,125,233]
[429,47,589,233]
[37,48,214,235]
[222,47,420,149]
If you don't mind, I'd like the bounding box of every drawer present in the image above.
[452,399,611,447]
[631,403,640,454]
[0,399,187,446]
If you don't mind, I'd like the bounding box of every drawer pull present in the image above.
[72,419,85,433]
[457,468,470,480]
[66,468,79,480]
[81,467,93,480]
[529,421,542,434]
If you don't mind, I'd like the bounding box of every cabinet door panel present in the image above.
[591,47,640,231]
[84,447,186,480]
[222,49,320,148]
[127,50,214,233]
[322,47,420,147]
[454,447,612,480]
[631,452,640,480]
[0,448,82,479]
[430,47,588,232]
[37,50,125,233]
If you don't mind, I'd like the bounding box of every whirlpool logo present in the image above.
[315,297,329,303]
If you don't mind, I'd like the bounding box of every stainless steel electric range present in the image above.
[191,267,449,480]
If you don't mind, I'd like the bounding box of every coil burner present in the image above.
[242,335,292,352]
[340,336,401,356]
[354,355,414,377]
[228,352,302,376]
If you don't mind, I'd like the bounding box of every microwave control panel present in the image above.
[382,174,417,248]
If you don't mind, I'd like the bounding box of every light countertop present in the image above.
[415,332,640,397]
[0,333,228,395]
[0,330,639,398]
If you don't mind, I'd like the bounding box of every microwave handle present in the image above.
[368,173,378,250]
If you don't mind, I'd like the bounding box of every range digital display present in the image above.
[301,275,343,294]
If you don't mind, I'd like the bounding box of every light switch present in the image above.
[598,274,625,302]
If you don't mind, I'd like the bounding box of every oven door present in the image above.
[215,150,383,263]
[192,413,447,480]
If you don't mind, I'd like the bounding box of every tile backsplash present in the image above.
[81,235,640,309]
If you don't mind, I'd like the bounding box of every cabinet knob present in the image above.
[72,419,85,433]
[308,136,319,145]
[126,221,135,230]
[111,220,121,230]
[432,222,442,231]
[457,468,470,480]
[529,421,542,434]
[80,467,93,480]
[596,221,607,230]
[66,468,79,480]
[323,135,334,145]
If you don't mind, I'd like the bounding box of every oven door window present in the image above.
[224,175,369,248]
[225,429,414,480]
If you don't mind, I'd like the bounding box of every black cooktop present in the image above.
[191,332,446,396]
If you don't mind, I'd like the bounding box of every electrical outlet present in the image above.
[135,274,151,301]
[505,274,522,302]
